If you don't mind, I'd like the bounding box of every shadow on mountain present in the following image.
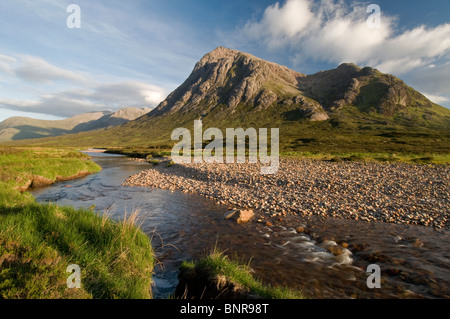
[72,115,128,133]
[11,126,72,141]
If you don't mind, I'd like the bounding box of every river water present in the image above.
[30,152,450,299]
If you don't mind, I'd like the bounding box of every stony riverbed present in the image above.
[123,158,449,230]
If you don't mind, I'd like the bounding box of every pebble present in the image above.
[123,158,449,230]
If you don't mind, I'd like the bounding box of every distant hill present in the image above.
[0,107,151,142]
[7,47,450,154]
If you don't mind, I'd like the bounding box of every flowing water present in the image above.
[30,152,450,299]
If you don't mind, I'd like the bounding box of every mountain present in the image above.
[7,47,450,153]
[151,46,329,121]
[148,47,445,125]
[0,107,151,142]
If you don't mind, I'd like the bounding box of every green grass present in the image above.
[100,146,450,165]
[0,146,155,299]
[178,249,306,299]
[0,146,101,193]
[8,101,450,158]
[281,151,450,164]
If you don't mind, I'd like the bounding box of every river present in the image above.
[30,152,450,299]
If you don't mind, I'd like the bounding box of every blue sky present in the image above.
[0,0,449,122]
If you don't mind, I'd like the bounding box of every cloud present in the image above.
[62,81,167,108]
[0,51,168,117]
[243,0,314,48]
[0,54,88,84]
[0,54,16,74]
[14,56,87,84]
[241,0,450,76]
[422,93,449,104]
[0,96,102,118]
[0,81,167,118]
[405,61,450,105]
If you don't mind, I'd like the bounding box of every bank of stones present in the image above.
[123,159,449,230]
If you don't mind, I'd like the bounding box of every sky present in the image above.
[0,0,449,122]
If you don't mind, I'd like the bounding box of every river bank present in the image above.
[123,158,449,230]
[0,146,155,298]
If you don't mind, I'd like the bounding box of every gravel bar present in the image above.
[123,159,449,230]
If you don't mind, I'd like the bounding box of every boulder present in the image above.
[224,209,254,224]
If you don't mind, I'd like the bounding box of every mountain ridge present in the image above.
[6,47,450,154]
[146,46,443,126]
[0,107,151,142]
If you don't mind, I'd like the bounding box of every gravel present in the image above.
[123,158,449,230]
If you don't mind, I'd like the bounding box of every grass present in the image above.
[178,248,306,299]
[8,102,450,157]
[281,151,450,164]
[0,146,101,194]
[100,146,450,165]
[12,100,446,166]
[0,146,155,299]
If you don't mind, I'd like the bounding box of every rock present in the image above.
[328,245,344,256]
[123,154,450,231]
[224,209,254,224]
[295,226,305,233]
[224,210,238,220]
[413,238,424,248]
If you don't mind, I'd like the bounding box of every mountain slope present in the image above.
[0,107,151,142]
[152,46,328,121]
[127,47,449,142]
[8,47,450,154]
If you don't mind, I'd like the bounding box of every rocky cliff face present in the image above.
[298,63,432,116]
[152,47,329,121]
[149,47,435,123]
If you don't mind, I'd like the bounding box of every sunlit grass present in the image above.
[0,146,154,299]
[178,248,306,299]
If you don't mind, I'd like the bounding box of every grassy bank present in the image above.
[176,249,306,299]
[0,146,101,195]
[103,146,450,165]
[0,146,155,299]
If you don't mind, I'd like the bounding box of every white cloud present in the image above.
[0,81,167,118]
[241,0,450,76]
[14,56,87,84]
[0,54,89,84]
[61,81,166,108]
[0,98,39,109]
[368,23,450,74]
[406,62,450,97]
[422,93,449,104]
[236,0,450,106]
[0,96,102,117]
[90,82,166,106]
[0,51,168,118]
[244,0,314,48]
[0,54,16,74]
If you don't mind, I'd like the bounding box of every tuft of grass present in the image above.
[178,248,306,299]
[147,159,159,166]
[167,160,175,167]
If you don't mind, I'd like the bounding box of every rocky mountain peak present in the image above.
[151,47,325,120]
[197,46,240,63]
[148,47,436,123]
